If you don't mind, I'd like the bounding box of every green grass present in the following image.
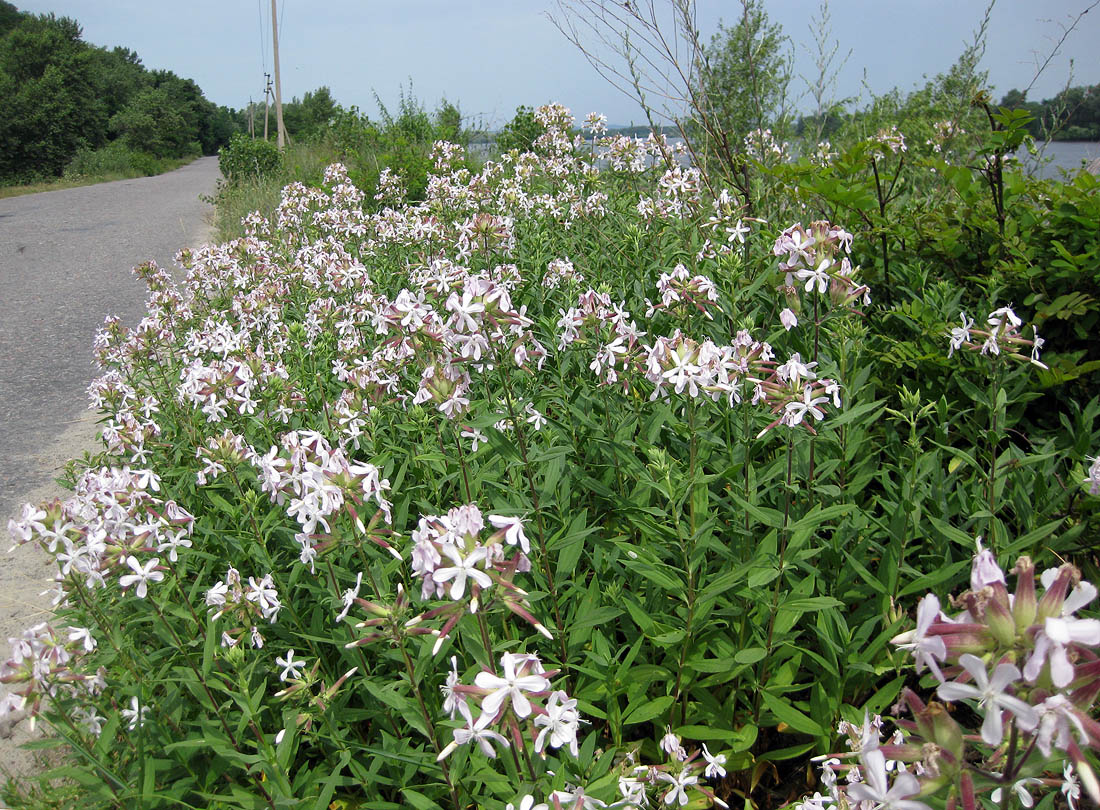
[212,142,338,241]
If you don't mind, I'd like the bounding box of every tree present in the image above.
[693,0,793,157]
[0,13,106,180]
[109,87,190,158]
[496,106,543,153]
[0,1,23,37]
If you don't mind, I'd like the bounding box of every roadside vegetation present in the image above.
[3,2,1100,809]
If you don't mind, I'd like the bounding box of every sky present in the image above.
[14,0,1100,128]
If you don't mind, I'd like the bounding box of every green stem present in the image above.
[753,434,795,724]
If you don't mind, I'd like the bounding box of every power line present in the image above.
[257,0,267,73]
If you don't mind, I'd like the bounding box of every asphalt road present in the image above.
[0,157,221,525]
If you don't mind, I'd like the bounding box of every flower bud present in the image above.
[1038,564,1078,621]
[1012,556,1037,631]
[922,702,964,760]
[985,593,1017,647]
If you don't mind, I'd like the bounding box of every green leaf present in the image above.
[401,789,443,810]
[733,647,767,665]
[759,691,822,736]
[622,695,675,725]
[675,724,758,751]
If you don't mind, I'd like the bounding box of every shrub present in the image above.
[217,132,283,185]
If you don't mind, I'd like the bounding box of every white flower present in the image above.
[246,574,281,621]
[525,403,547,430]
[275,649,307,681]
[474,652,550,720]
[779,308,798,331]
[991,777,1040,808]
[118,556,164,599]
[335,572,363,623]
[658,767,699,807]
[947,312,973,357]
[936,654,1038,744]
[120,696,149,731]
[449,709,510,758]
[67,626,97,653]
[432,545,492,601]
[489,514,530,554]
[533,690,581,755]
[847,745,930,810]
[891,593,947,681]
[506,796,549,810]
[659,725,687,761]
[702,744,727,779]
[795,257,832,295]
[441,656,465,719]
[1063,762,1081,810]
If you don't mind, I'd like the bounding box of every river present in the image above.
[1018,140,1100,179]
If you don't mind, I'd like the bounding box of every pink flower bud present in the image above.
[1013,556,1037,631]
[986,594,1017,647]
[1038,564,1077,621]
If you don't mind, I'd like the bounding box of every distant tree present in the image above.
[496,105,542,153]
[0,13,107,180]
[283,86,338,141]
[301,86,337,133]
[109,86,191,158]
[88,46,149,121]
[434,98,463,143]
[0,1,22,37]
[694,0,793,152]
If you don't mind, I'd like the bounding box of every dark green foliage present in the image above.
[282,85,339,141]
[323,90,477,202]
[495,105,544,153]
[1000,83,1100,141]
[0,4,236,184]
[692,0,792,169]
[110,87,192,159]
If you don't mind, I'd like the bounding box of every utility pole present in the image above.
[263,73,272,141]
[270,0,287,149]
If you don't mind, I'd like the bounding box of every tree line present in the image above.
[0,2,239,183]
[999,84,1100,141]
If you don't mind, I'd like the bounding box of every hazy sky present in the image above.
[15,1,1100,127]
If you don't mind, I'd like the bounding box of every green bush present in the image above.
[218,132,283,185]
[495,105,544,154]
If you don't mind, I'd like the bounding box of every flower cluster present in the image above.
[559,286,842,437]
[408,504,549,652]
[542,257,584,290]
[870,126,907,158]
[773,221,870,308]
[0,622,103,732]
[205,565,282,648]
[744,128,787,162]
[8,467,192,601]
[601,728,729,809]
[644,263,720,320]
[252,430,396,565]
[800,542,1100,809]
[438,651,581,762]
[947,306,1045,367]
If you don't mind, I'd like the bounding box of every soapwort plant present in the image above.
[1,101,1096,810]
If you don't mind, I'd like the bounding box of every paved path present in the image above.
[0,157,220,774]
[0,157,220,524]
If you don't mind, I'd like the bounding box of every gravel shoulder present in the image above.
[0,157,221,782]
